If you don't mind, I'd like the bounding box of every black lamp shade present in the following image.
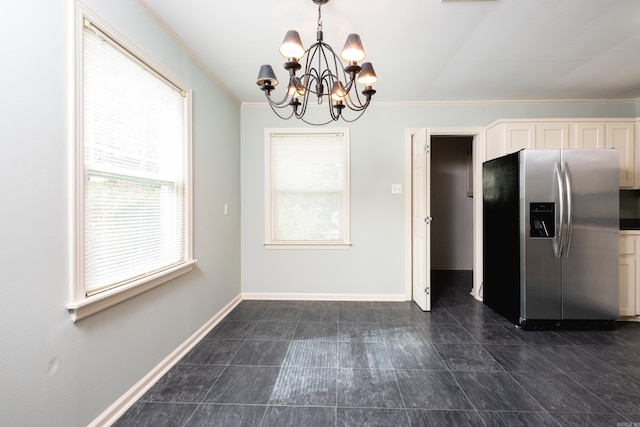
[257,64,278,87]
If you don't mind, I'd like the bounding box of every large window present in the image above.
[265,129,351,249]
[68,9,194,321]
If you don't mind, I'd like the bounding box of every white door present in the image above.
[412,129,431,311]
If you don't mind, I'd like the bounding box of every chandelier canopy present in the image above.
[256,0,378,125]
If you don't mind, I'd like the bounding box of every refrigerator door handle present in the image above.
[562,162,573,258]
[554,162,565,259]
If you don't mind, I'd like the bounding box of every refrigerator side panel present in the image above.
[483,152,521,324]
[561,149,619,320]
[520,150,563,321]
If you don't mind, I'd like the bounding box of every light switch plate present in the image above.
[391,184,402,194]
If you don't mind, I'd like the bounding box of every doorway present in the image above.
[405,127,485,310]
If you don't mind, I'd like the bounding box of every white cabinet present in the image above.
[620,234,638,318]
[605,122,635,188]
[486,119,636,188]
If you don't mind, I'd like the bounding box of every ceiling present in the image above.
[138,0,640,104]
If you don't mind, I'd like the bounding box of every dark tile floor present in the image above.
[114,271,640,426]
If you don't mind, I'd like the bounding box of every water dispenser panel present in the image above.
[530,202,555,238]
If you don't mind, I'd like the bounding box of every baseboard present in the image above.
[242,292,408,302]
[88,293,242,427]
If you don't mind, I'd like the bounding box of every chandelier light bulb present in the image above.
[279,30,305,60]
[340,34,365,63]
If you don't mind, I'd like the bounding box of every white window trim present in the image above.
[67,4,195,322]
[264,128,352,250]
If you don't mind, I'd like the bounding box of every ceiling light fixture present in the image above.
[256,0,378,125]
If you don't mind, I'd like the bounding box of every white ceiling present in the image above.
[139,0,640,104]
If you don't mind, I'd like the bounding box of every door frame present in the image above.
[404,127,486,303]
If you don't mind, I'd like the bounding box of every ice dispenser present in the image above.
[530,202,555,238]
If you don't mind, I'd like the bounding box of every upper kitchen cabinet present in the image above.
[485,119,636,188]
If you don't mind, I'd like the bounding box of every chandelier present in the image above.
[256,0,378,125]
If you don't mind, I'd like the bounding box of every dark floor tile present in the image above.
[299,306,339,322]
[508,328,571,346]
[533,345,618,373]
[414,308,459,325]
[338,322,383,342]
[375,309,417,324]
[611,322,640,345]
[395,370,473,410]
[267,300,307,308]
[247,321,297,340]
[483,344,561,373]
[337,341,392,369]
[336,408,410,427]
[453,371,544,412]
[336,368,403,408]
[225,302,269,321]
[570,372,640,413]
[179,339,243,366]
[338,307,378,323]
[421,323,477,344]
[140,365,224,403]
[385,341,447,370]
[260,306,302,322]
[550,412,632,427]
[202,366,280,404]
[582,345,640,374]
[512,371,615,413]
[282,341,337,367]
[113,402,197,427]
[554,329,619,346]
[205,320,256,340]
[479,410,561,427]
[435,344,504,372]
[185,404,266,426]
[229,340,291,366]
[463,324,525,345]
[269,367,336,406]
[379,323,429,343]
[407,409,485,427]
[261,406,336,427]
[293,321,338,342]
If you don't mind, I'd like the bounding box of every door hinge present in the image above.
[425,287,430,294]
[425,143,430,153]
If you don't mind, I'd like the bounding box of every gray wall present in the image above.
[241,102,637,297]
[1,1,241,425]
[431,137,474,270]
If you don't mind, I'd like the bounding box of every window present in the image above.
[67,9,194,321]
[265,128,351,249]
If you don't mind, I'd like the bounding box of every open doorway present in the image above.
[405,127,484,311]
[430,136,474,306]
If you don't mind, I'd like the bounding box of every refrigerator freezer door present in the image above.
[520,150,563,320]
[560,149,619,320]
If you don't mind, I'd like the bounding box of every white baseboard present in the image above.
[242,292,408,302]
[89,293,242,427]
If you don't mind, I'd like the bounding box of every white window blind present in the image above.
[82,21,187,296]
[267,131,350,246]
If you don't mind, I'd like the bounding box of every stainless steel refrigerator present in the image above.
[483,149,619,329]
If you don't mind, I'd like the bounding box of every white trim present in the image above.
[404,127,485,305]
[87,293,242,427]
[243,98,639,107]
[242,293,408,302]
[264,128,351,248]
[70,4,195,321]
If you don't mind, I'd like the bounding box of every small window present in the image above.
[68,9,195,321]
[265,128,351,249]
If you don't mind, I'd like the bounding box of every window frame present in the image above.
[264,128,352,250]
[67,5,195,321]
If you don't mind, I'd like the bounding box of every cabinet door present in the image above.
[504,123,535,153]
[536,123,569,149]
[572,122,605,149]
[620,235,637,317]
[606,122,635,188]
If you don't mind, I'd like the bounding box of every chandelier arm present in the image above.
[267,101,296,120]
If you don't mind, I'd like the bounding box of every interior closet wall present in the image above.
[431,136,474,270]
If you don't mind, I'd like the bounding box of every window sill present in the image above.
[66,260,197,322]
[264,242,352,250]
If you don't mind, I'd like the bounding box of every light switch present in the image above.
[391,184,402,194]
